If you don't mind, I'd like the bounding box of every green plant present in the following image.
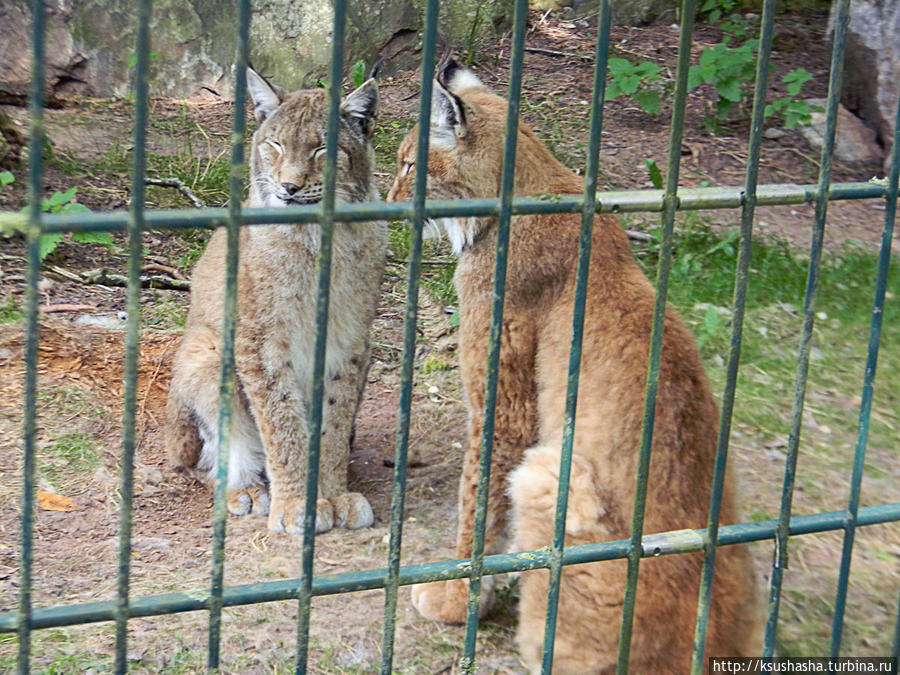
[349,59,366,89]
[464,4,485,66]
[688,39,759,131]
[0,295,24,323]
[4,172,114,260]
[26,186,113,261]
[765,69,823,128]
[606,58,665,115]
[644,158,664,189]
[699,0,752,39]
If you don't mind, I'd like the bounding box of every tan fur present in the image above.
[388,62,761,672]
[165,68,387,535]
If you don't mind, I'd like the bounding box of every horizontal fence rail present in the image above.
[6,0,900,670]
[2,504,898,633]
[0,181,893,235]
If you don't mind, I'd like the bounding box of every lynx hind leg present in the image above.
[509,445,617,675]
[165,327,221,470]
[165,383,203,470]
[168,325,269,515]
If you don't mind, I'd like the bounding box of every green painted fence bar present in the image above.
[3,503,897,634]
[460,0,529,669]
[829,84,900,657]
[17,0,46,671]
[689,0,778,670]
[763,0,852,655]
[540,2,612,671]
[115,0,151,672]
[293,1,348,670]
[205,0,250,669]
[617,0,697,670]
[5,181,891,237]
[379,0,438,671]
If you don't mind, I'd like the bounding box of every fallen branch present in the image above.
[81,268,190,291]
[142,262,188,281]
[38,303,98,314]
[524,46,593,61]
[145,177,206,208]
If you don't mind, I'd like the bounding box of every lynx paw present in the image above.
[227,485,270,516]
[268,496,335,535]
[410,575,496,624]
[330,492,374,529]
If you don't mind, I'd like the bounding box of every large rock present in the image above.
[836,0,900,164]
[0,0,514,101]
[800,98,884,165]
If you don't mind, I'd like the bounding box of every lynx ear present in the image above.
[436,58,485,95]
[341,78,379,138]
[430,80,467,150]
[247,65,282,123]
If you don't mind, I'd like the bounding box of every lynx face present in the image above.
[387,62,512,253]
[247,69,378,208]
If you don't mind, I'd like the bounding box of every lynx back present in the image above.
[388,59,761,673]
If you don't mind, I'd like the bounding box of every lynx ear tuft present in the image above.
[247,65,283,123]
[341,78,379,138]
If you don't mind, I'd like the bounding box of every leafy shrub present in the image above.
[2,173,114,261]
[606,58,665,115]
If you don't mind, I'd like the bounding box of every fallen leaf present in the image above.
[38,491,75,512]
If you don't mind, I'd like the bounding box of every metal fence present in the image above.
[2,0,899,672]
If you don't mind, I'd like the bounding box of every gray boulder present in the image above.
[836,0,900,167]
[0,0,513,101]
[800,98,884,165]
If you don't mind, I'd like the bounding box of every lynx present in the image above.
[165,67,387,535]
[388,60,761,673]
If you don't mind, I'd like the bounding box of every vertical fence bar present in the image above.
[17,0,46,671]
[616,0,697,670]
[379,0,439,671]
[114,0,151,671]
[689,0,777,670]
[829,84,900,656]
[295,0,346,669]
[460,0,528,670]
[762,0,851,655]
[538,2,611,671]
[207,0,250,668]
[894,586,900,659]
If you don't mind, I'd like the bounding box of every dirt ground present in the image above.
[0,8,897,673]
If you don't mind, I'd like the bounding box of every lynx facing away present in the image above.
[388,60,761,673]
[165,67,387,535]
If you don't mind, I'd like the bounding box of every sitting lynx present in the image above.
[165,67,387,535]
[388,60,760,672]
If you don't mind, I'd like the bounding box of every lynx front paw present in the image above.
[410,575,496,624]
[227,485,270,516]
[268,496,335,535]
[330,492,374,529]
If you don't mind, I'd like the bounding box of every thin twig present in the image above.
[142,262,188,281]
[38,303,98,314]
[524,46,593,61]
[145,177,206,208]
[81,268,190,291]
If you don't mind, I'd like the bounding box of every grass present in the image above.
[0,295,24,324]
[631,216,900,657]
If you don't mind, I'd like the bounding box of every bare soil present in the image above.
[0,9,897,673]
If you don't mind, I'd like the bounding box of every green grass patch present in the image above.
[0,295,24,323]
[642,222,899,454]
